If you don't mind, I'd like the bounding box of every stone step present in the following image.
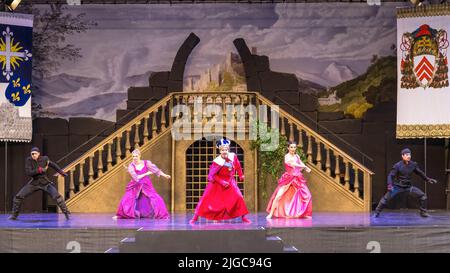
[266,235,282,241]
[104,247,119,253]
[118,229,286,253]
[135,229,268,243]
[120,237,136,244]
[283,245,299,253]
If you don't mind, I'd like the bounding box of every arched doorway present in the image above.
[185,137,244,211]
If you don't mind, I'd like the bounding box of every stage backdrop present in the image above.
[397,5,450,139]
[29,3,407,121]
[0,12,33,142]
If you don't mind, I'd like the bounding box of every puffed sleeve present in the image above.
[284,154,295,167]
[146,160,162,177]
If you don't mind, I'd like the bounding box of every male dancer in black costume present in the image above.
[374,148,437,217]
[9,147,71,220]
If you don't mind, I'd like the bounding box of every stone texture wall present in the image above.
[116,33,200,126]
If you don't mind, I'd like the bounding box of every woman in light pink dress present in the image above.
[266,141,312,219]
[115,149,171,219]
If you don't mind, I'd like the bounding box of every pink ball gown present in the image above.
[266,154,312,218]
[116,160,169,219]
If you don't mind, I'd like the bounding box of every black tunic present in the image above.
[387,160,429,188]
[25,156,64,185]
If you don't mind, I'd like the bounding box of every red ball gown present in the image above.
[194,152,249,220]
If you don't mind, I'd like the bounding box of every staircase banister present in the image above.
[61,91,258,172]
[61,93,173,172]
[272,94,374,164]
[61,89,373,211]
[56,95,159,165]
[61,90,374,177]
[171,91,259,97]
[256,93,374,176]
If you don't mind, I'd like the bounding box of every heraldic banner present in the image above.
[397,5,450,139]
[0,12,33,143]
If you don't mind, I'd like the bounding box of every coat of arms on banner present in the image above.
[400,24,449,89]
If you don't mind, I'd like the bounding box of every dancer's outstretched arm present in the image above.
[49,160,67,176]
[414,164,437,184]
[146,160,171,180]
[285,154,311,172]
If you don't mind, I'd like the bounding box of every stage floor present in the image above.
[2,210,450,253]
[1,210,450,230]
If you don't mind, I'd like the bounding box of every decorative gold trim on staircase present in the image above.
[256,94,374,175]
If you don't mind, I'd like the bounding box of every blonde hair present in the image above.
[131,149,141,156]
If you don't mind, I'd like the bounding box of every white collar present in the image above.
[213,152,235,166]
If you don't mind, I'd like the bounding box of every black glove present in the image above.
[427,178,437,184]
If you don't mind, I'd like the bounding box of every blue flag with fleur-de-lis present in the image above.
[0,12,33,142]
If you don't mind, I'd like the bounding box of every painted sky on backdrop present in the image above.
[34,2,408,121]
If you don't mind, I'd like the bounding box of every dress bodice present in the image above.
[133,162,148,174]
[285,154,302,176]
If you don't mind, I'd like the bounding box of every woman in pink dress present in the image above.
[189,138,251,224]
[114,149,171,219]
[266,141,312,219]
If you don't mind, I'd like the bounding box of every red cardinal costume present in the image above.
[190,138,250,223]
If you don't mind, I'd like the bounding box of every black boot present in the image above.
[373,199,386,218]
[420,211,430,217]
[419,196,429,217]
[9,197,23,220]
[56,196,71,220]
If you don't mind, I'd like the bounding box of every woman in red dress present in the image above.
[189,138,251,224]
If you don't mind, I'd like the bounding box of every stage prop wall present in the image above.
[397,5,450,139]
[0,12,33,143]
[2,3,448,212]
